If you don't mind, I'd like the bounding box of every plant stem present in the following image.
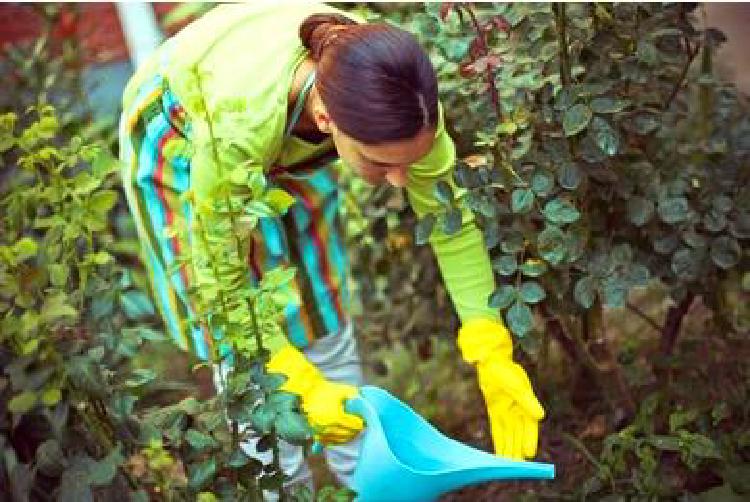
[664,37,699,111]
[626,302,661,332]
[192,66,265,356]
[461,4,502,120]
[659,292,696,356]
[553,3,572,88]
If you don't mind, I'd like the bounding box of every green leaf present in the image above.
[88,190,118,215]
[742,272,750,292]
[563,104,593,136]
[261,266,296,290]
[88,446,122,486]
[648,435,681,452]
[710,236,741,269]
[8,391,37,414]
[713,195,733,213]
[112,394,136,418]
[537,226,566,265]
[489,285,516,309]
[685,433,722,460]
[40,293,78,323]
[90,251,113,265]
[264,188,296,214]
[185,429,219,451]
[48,264,70,287]
[246,201,276,218]
[415,214,436,245]
[492,255,517,276]
[543,198,580,224]
[671,248,701,282]
[703,209,727,232]
[41,388,62,407]
[443,208,462,235]
[251,403,277,434]
[519,259,548,277]
[266,391,299,412]
[627,196,655,227]
[257,373,286,393]
[632,113,660,135]
[434,180,454,205]
[496,121,518,135]
[188,457,217,491]
[119,290,155,320]
[124,368,157,387]
[574,276,597,309]
[557,162,582,190]
[554,87,574,111]
[519,281,546,304]
[511,188,535,214]
[590,117,619,156]
[275,411,313,444]
[590,97,630,114]
[637,39,659,65]
[14,237,38,261]
[531,172,554,196]
[658,197,689,224]
[625,264,651,287]
[229,166,248,185]
[36,439,66,477]
[443,37,471,62]
[506,301,533,337]
[60,466,93,502]
[601,275,627,307]
[228,449,251,468]
[500,231,525,253]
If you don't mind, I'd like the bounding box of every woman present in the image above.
[119,2,544,493]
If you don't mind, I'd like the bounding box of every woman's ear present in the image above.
[310,88,334,134]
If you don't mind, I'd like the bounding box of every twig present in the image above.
[664,37,700,111]
[459,4,503,120]
[626,302,661,332]
[553,3,572,88]
[561,432,616,493]
[659,292,696,356]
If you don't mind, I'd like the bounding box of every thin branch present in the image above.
[664,37,700,111]
[459,4,503,121]
[626,302,661,332]
[553,3,572,88]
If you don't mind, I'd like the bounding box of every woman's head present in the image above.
[300,14,439,186]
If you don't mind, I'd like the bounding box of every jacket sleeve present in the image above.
[405,103,500,324]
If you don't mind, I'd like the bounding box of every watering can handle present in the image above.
[344,394,370,421]
[310,393,370,455]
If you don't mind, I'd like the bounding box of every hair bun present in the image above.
[299,13,357,61]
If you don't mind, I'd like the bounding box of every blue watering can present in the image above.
[343,386,555,502]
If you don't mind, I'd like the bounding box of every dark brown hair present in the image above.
[300,13,439,144]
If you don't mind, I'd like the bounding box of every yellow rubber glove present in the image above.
[457,319,545,460]
[266,345,364,445]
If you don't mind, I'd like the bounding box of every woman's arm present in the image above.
[405,103,499,323]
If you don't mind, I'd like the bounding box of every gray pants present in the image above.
[214,325,364,497]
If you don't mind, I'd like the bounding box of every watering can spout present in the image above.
[345,386,555,502]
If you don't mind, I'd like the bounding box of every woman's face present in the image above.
[329,123,436,187]
[309,86,435,187]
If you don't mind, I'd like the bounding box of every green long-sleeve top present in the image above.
[120,2,498,359]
